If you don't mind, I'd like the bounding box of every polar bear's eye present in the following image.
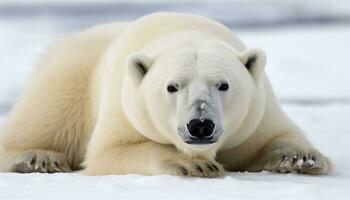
[218,83,229,91]
[167,84,178,93]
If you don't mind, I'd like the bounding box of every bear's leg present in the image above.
[247,136,332,175]
[84,141,224,177]
[0,149,71,173]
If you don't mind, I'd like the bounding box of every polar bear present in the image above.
[0,12,331,176]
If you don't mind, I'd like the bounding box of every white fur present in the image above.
[0,12,331,176]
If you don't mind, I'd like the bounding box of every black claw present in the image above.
[303,156,307,161]
[206,163,214,171]
[212,164,219,171]
[292,156,297,163]
[179,166,188,176]
[54,161,59,167]
[195,165,203,173]
[282,155,286,161]
[42,162,46,168]
[30,158,36,165]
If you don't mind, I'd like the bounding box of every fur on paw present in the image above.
[163,157,225,178]
[14,150,71,173]
[261,148,332,175]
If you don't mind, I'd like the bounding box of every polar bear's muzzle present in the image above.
[177,118,222,145]
[176,87,223,145]
[187,119,215,140]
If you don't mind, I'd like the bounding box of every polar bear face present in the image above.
[122,43,266,152]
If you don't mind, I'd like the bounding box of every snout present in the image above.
[181,119,217,144]
[187,119,215,139]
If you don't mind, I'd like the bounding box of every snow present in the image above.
[1,6,350,200]
[239,26,350,100]
[0,170,347,200]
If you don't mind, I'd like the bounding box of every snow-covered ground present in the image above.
[1,6,350,200]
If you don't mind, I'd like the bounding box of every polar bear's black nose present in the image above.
[187,119,215,139]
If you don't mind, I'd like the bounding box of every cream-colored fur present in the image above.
[0,12,331,176]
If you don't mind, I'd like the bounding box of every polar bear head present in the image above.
[122,41,266,154]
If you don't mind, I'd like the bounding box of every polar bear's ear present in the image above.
[126,53,154,84]
[239,48,266,81]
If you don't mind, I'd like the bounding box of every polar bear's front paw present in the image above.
[261,148,332,175]
[14,150,71,173]
[163,157,225,178]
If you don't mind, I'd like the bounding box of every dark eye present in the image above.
[167,85,178,93]
[218,83,229,91]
